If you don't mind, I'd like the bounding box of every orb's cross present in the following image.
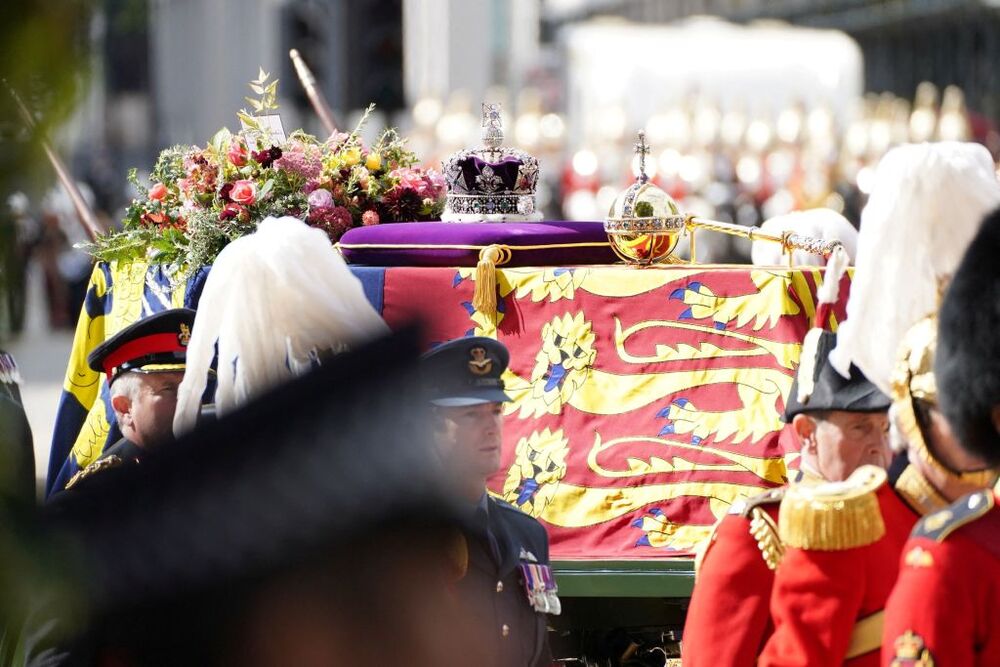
[634,130,650,183]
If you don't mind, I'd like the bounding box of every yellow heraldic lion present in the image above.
[654,382,785,445]
[504,312,597,418]
[501,428,570,516]
[632,508,717,552]
[670,270,804,331]
[508,267,590,303]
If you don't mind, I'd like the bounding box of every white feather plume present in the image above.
[829,142,1000,391]
[173,217,389,436]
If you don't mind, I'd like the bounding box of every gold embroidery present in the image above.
[64,455,125,490]
[894,465,949,516]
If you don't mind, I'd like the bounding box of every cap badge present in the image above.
[178,323,192,347]
[890,630,935,666]
[468,346,492,376]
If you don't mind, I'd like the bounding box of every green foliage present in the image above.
[240,66,279,118]
[89,73,444,266]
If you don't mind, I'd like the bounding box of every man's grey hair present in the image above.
[110,371,142,403]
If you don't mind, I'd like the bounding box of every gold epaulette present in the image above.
[726,488,787,570]
[912,488,994,543]
[696,488,786,576]
[778,465,887,551]
[64,455,124,490]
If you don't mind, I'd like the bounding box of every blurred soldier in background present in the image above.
[881,208,1000,665]
[0,351,34,504]
[30,330,489,666]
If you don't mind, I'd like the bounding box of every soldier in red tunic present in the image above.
[882,208,1000,666]
[758,142,1000,667]
[682,326,890,667]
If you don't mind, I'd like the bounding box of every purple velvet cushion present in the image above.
[339,221,615,267]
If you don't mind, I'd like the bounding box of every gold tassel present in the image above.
[473,245,506,319]
[778,465,887,551]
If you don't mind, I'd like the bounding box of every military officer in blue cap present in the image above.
[63,308,196,491]
[421,336,557,667]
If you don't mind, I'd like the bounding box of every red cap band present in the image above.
[103,333,186,381]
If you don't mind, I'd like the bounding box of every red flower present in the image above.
[362,210,380,226]
[252,146,282,167]
[149,183,168,201]
[230,180,256,206]
[219,203,247,222]
[140,211,169,227]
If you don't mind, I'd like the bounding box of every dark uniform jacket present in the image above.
[58,438,143,496]
[456,494,553,667]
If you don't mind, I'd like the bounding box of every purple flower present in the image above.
[308,188,334,209]
[275,145,324,180]
[252,146,282,167]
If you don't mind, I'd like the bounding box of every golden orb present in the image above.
[604,180,686,265]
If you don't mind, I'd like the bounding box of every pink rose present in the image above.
[149,183,168,201]
[362,210,380,226]
[390,168,424,193]
[425,169,446,194]
[230,179,256,206]
[308,188,334,209]
[228,141,248,167]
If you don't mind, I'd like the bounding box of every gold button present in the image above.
[496,581,504,593]
[501,624,510,637]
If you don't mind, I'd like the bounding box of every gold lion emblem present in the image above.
[178,323,192,346]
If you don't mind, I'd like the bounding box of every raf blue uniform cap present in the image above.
[421,336,511,407]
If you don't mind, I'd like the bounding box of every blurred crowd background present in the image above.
[4,1,1000,471]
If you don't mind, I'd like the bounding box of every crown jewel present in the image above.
[441,102,541,222]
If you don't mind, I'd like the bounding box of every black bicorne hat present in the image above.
[784,330,890,420]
